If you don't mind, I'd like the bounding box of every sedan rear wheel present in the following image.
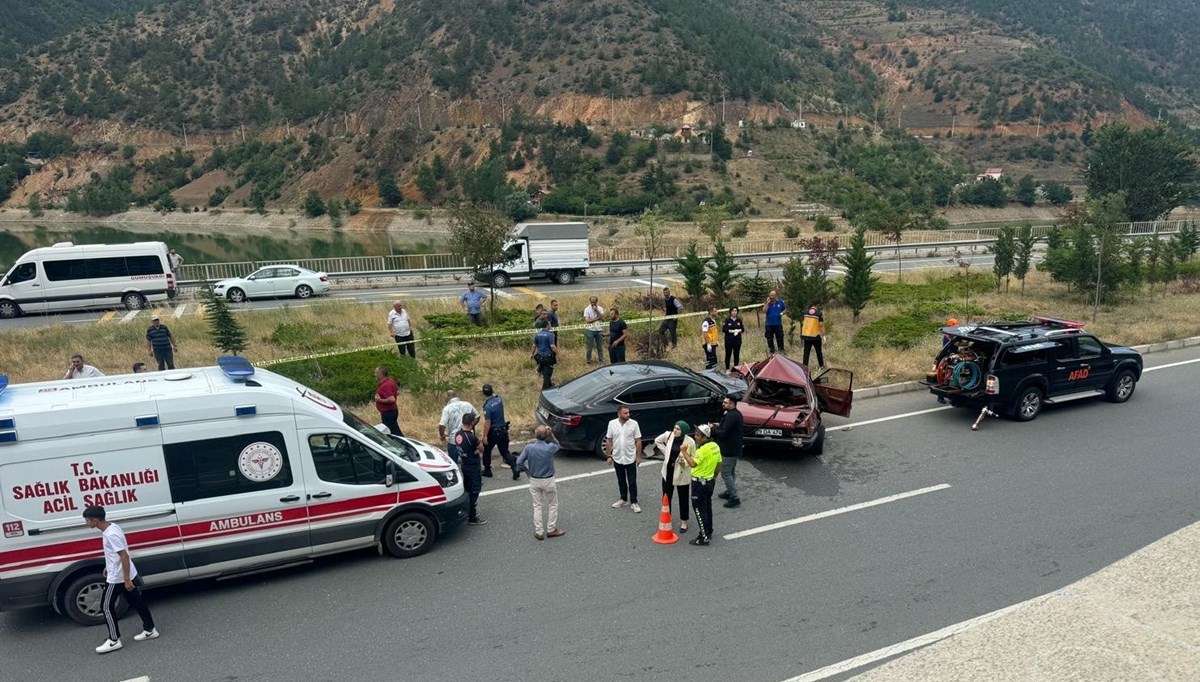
[295,284,313,299]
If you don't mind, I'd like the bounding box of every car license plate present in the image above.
[755,428,783,437]
[537,406,550,420]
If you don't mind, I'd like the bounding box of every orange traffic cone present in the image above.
[651,493,679,545]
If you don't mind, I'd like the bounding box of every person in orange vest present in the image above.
[701,306,719,370]
[943,318,959,347]
[800,304,826,369]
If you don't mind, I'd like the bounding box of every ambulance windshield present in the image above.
[342,409,418,462]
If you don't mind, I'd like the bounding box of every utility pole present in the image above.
[181,123,188,147]
[1035,112,1041,138]
[240,123,246,143]
[610,93,614,124]
[417,99,423,130]
[951,114,956,138]
[897,106,903,129]
[1093,231,1104,323]
[722,91,726,124]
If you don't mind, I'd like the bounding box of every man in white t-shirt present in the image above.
[83,505,158,654]
[386,300,415,358]
[64,354,104,380]
[582,296,607,365]
[604,405,643,513]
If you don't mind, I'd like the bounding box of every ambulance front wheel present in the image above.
[382,512,436,558]
[63,572,127,626]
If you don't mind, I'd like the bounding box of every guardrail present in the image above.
[179,220,1190,284]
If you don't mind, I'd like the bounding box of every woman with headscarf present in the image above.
[652,420,695,533]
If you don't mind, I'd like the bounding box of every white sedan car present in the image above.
[211,265,331,302]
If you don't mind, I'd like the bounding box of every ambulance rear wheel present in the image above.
[63,572,126,626]
[383,513,436,558]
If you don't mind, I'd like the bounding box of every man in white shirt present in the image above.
[605,405,643,512]
[83,505,158,654]
[64,354,104,380]
[438,390,478,455]
[386,300,415,358]
[168,248,184,277]
[582,296,607,365]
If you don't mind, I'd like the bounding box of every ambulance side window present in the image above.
[164,431,294,503]
[309,434,389,486]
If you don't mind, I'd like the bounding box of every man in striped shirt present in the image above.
[145,316,178,371]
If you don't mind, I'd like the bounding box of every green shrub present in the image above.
[872,273,998,305]
[425,308,547,348]
[783,224,800,239]
[852,314,940,349]
[267,321,372,352]
[814,215,836,232]
[266,350,421,407]
[729,221,749,238]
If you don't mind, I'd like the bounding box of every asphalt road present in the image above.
[3,346,1198,682]
[0,252,998,330]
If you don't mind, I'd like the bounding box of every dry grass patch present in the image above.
[4,270,1197,448]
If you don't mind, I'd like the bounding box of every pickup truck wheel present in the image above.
[491,272,509,288]
[0,300,20,319]
[555,270,575,285]
[1106,370,1137,403]
[1012,386,1043,422]
[63,572,125,626]
[382,512,436,558]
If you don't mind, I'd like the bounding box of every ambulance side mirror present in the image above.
[385,460,398,488]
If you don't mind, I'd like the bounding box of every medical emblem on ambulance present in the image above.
[238,442,284,482]
[3,520,24,538]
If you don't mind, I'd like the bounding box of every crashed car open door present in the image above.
[812,368,854,417]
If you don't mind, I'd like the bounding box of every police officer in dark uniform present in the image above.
[453,412,487,526]
[480,384,517,480]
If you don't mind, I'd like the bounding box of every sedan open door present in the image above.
[813,368,854,417]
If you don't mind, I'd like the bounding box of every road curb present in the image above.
[857,335,1200,402]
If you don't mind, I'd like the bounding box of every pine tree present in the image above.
[1013,224,1037,294]
[706,240,740,306]
[991,226,1016,293]
[201,288,248,355]
[674,240,709,307]
[838,228,878,321]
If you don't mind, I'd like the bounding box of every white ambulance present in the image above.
[0,360,467,625]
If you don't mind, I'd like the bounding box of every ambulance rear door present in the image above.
[159,406,312,579]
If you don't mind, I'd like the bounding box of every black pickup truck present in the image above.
[922,317,1143,421]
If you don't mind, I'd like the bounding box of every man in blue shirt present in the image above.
[460,282,487,325]
[516,426,565,540]
[532,319,559,390]
[480,384,517,480]
[762,289,786,354]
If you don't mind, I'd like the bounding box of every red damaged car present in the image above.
[712,355,854,455]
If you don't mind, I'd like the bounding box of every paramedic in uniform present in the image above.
[800,304,826,369]
[83,506,158,654]
[453,413,487,526]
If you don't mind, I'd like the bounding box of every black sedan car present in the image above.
[536,361,745,456]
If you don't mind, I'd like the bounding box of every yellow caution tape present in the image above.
[260,302,764,368]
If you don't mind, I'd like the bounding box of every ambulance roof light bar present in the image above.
[217,356,255,382]
[1033,316,1086,330]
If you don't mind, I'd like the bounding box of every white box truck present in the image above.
[477,222,589,287]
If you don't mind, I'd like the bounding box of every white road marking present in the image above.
[834,406,953,432]
[119,309,140,324]
[480,459,659,497]
[172,304,187,319]
[1144,357,1200,372]
[119,677,151,682]
[724,484,951,540]
[631,279,657,287]
[782,600,1026,682]
[494,290,516,300]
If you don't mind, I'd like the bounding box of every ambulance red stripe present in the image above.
[0,486,448,571]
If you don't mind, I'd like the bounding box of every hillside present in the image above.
[0,0,1196,221]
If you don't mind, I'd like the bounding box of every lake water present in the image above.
[0,224,440,268]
